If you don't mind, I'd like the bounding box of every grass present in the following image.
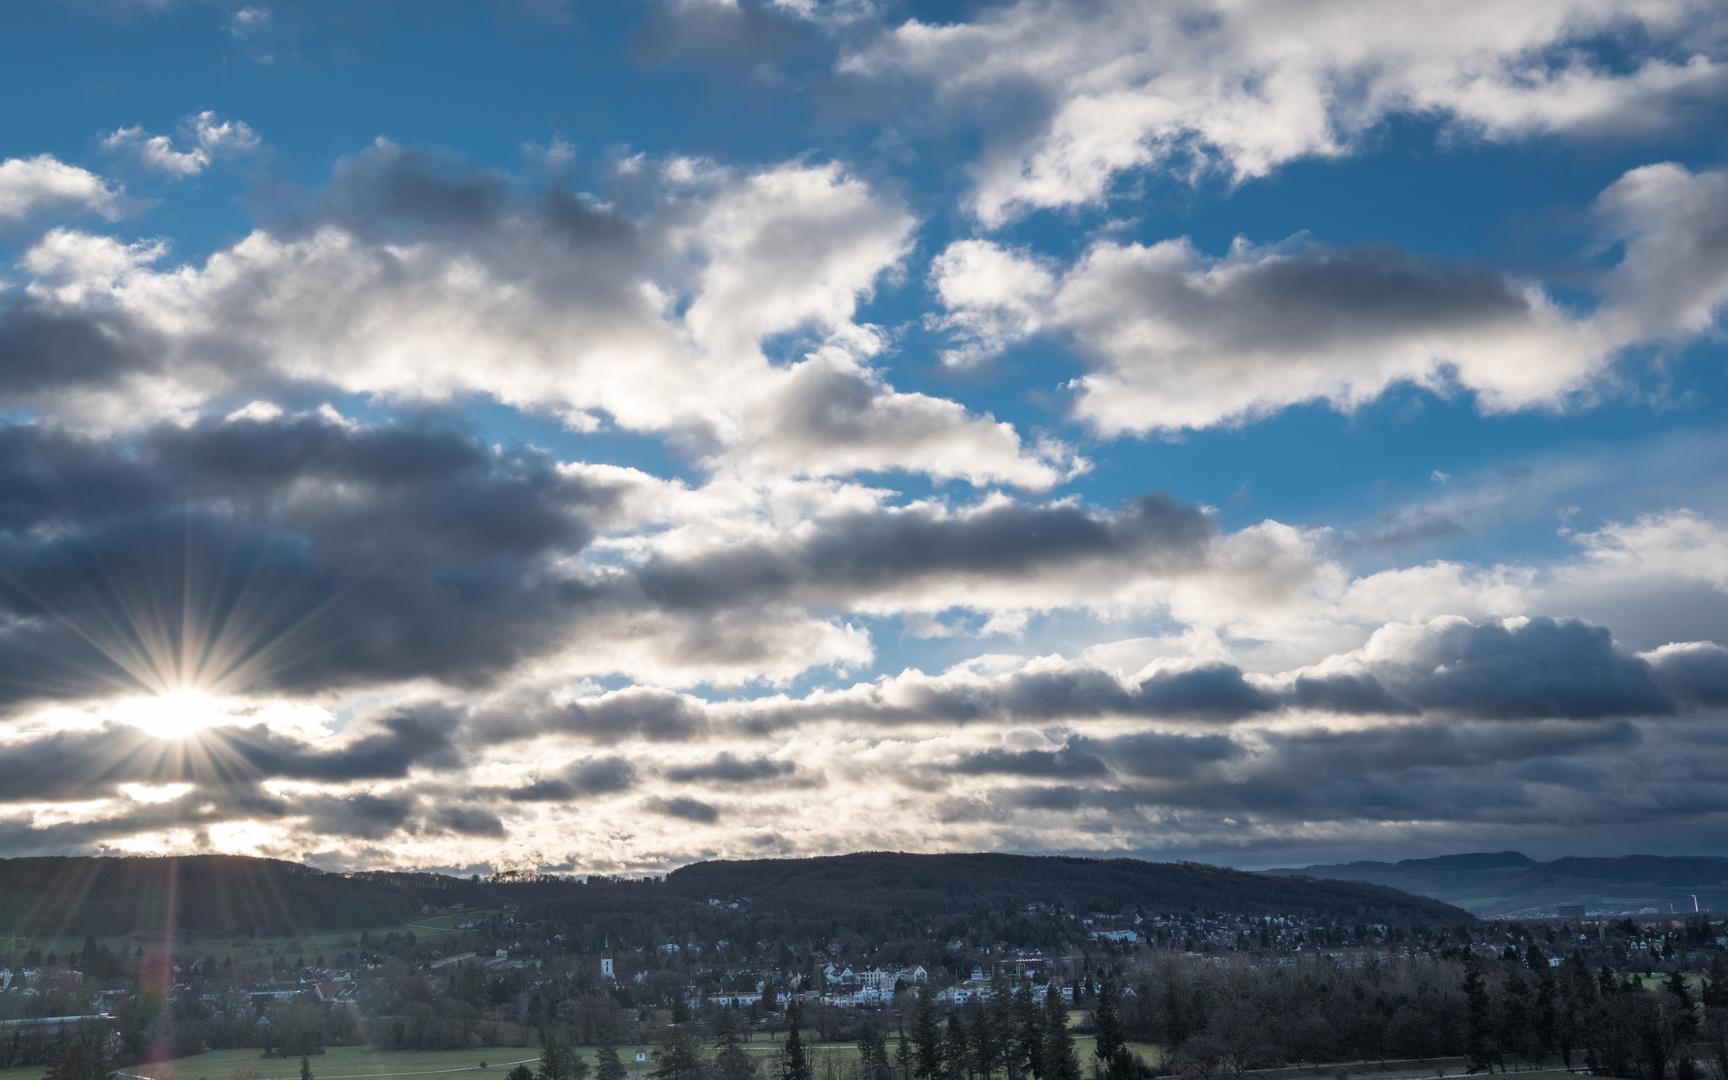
[0,1030,1170,1080]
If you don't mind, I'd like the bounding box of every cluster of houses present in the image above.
[0,967,81,993]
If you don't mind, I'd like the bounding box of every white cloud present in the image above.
[930,161,1728,435]
[933,233,1600,434]
[0,155,126,222]
[12,147,1071,489]
[103,111,261,178]
[847,0,1728,225]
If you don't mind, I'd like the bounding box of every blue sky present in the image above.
[3,0,1728,873]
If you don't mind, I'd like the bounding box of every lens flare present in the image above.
[113,688,231,740]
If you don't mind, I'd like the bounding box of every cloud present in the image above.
[103,112,260,178]
[1288,616,1677,719]
[506,756,640,801]
[664,751,796,784]
[932,233,1592,433]
[846,0,1728,225]
[8,142,1070,488]
[0,413,627,703]
[931,161,1728,433]
[0,156,127,222]
[650,795,721,822]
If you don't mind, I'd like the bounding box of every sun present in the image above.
[113,689,232,740]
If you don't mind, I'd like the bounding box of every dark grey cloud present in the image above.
[744,660,1278,731]
[664,751,795,785]
[298,792,419,841]
[951,730,1239,781]
[506,756,639,801]
[435,806,507,838]
[0,300,157,395]
[954,745,1109,778]
[629,0,815,71]
[941,717,1668,832]
[651,796,720,823]
[0,415,618,705]
[490,687,712,744]
[1151,245,1535,351]
[1646,642,1728,708]
[1093,730,1244,777]
[1297,618,1678,719]
[635,492,1215,611]
[0,705,462,807]
[310,141,640,255]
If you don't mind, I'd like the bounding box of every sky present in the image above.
[2,0,1728,876]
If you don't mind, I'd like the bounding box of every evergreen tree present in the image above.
[540,1034,590,1080]
[1011,984,1044,1080]
[1705,952,1728,1009]
[971,1001,998,1080]
[945,1011,971,1080]
[1092,980,1135,1080]
[43,1030,105,1080]
[784,1003,810,1080]
[1043,985,1079,1080]
[987,979,1015,1080]
[860,1019,892,1080]
[652,1029,706,1080]
[596,1046,627,1080]
[1461,952,1494,1073]
[915,988,943,1080]
[895,1032,916,1080]
[506,1066,536,1080]
[301,1057,314,1080]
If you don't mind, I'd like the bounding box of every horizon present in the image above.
[3,0,1728,874]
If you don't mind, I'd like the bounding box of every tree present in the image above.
[540,1034,590,1080]
[652,1029,706,1080]
[784,1003,810,1080]
[1706,953,1728,1009]
[945,1011,970,1080]
[506,1067,536,1080]
[1012,984,1044,1080]
[915,988,943,1080]
[301,1057,314,1080]
[43,1030,106,1080]
[1043,985,1079,1080]
[1461,953,1494,1073]
[596,1046,628,1080]
[1093,980,1136,1080]
[896,1032,916,1080]
[860,1019,892,1080]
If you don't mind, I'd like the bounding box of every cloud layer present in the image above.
[4,0,1728,873]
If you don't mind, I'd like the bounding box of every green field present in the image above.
[0,1031,1173,1080]
[0,1048,543,1080]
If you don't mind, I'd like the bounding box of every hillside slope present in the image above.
[0,850,1474,938]
[1264,852,1728,916]
[664,851,1472,925]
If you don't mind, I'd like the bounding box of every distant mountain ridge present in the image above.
[0,850,1472,938]
[662,850,1472,924]
[1264,852,1728,916]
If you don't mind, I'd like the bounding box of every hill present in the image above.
[662,850,1471,925]
[1263,851,1728,916]
[0,850,1472,939]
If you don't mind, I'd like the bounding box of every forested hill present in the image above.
[0,850,1471,938]
[1264,851,1728,916]
[0,855,441,937]
[662,851,1471,924]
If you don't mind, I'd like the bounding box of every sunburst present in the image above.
[111,688,235,741]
